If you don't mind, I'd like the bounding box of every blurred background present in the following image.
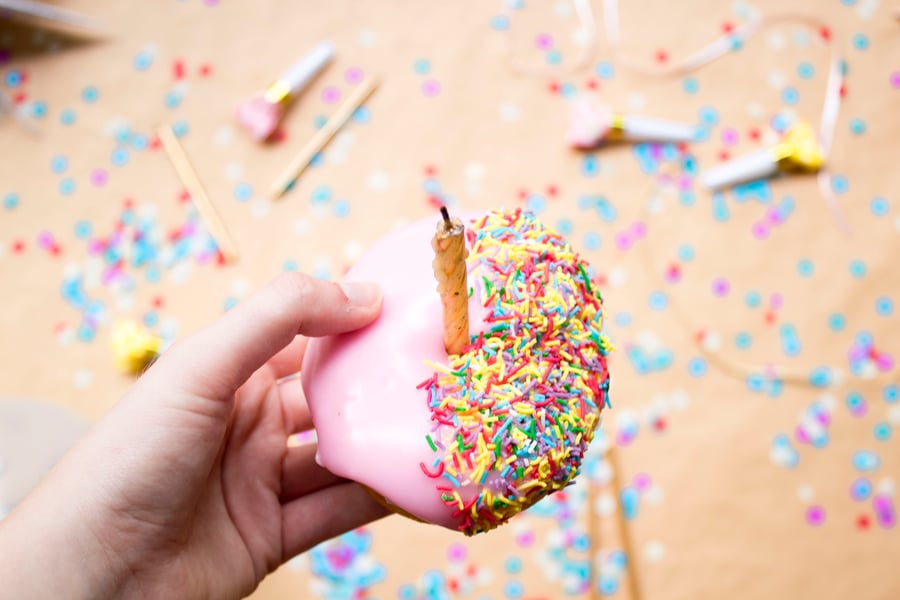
[1,0,898,598]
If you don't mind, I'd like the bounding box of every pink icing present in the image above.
[566,95,613,149]
[301,214,488,529]
[234,94,283,141]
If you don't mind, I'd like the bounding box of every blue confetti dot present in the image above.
[313,114,327,129]
[82,86,99,103]
[145,266,161,283]
[648,291,668,311]
[352,105,371,123]
[558,82,576,98]
[504,556,522,574]
[852,33,869,51]
[232,183,252,202]
[852,450,880,472]
[771,112,792,133]
[745,290,761,308]
[556,218,573,235]
[77,324,95,342]
[780,324,801,356]
[698,106,719,126]
[4,192,19,210]
[693,126,710,142]
[504,580,524,600]
[747,374,765,392]
[600,576,619,595]
[164,91,182,109]
[735,332,752,349]
[828,313,845,331]
[73,220,92,238]
[60,109,76,126]
[849,259,867,278]
[870,196,888,216]
[172,120,189,137]
[59,178,76,196]
[4,69,21,87]
[809,367,831,388]
[595,61,615,79]
[582,154,599,177]
[413,58,430,75]
[582,231,601,251]
[26,101,47,120]
[840,0,856,4]
[884,384,899,403]
[797,258,814,277]
[797,62,815,79]
[134,51,154,71]
[876,296,894,317]
[874,422,891,442]
[282,259,298,271]
[679,190,696,206]
[688,357,707,377]
[132,134,149,151]
[677,244,695,262]
[849,118,866,135]
[846,391,865,412]
[50,155,68,174]
[851,478,871,501]
[831,175,849,194]
[546,49,563,66]
[526,194,547,213]
[614,311,632,327]
[682,77,699,94]
[224,297,238,311]
[143,311,159,327]
[333,199,350,217]
[728,36,743,51]
[781,87,799,105]
[311,185,332,204]
[490,15,510,31]
[111,147,129,167]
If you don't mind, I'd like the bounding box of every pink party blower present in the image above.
[235,41,335,141]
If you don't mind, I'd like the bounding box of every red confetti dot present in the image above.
[654,417,667,432]
[676,142,690,154]
[546,184,558,197]
[547,81,560,94]
[448,579,459,593]
[173,60,185,80]
[12,240,25,253]
[149,136,162,150]
[721,21,734,34]
[426,195,443,210]
[840,84,848,98]
[594,273,607,286]
[819,27,831,41]
[198,63,212,77]
[667,263,681,281]
[748,127,761,141]
[151,296,164,309]
[764,310,776,325]
[423,164,436,176]
[215,250,227,266]
[49,244,61,256]
[585,79,598,90]
[270,128,287,143]
[695,329,706,343]
[517,188,528,200]
[123,197,134,209]
[718,150,731,161]
[857,514,870,530]
[655,50,669,63]
[178,190,192,204]
[12,92,26,105]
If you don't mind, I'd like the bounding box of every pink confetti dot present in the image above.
[90,168,108,187]
[615,232,632,250]
[447,543,467,562]
[634,472,652,491]
[770,293,783,309]
[422,79,441,97]
[721,127,739,147]
[891,71,900,89]
[752,222,769,239]
[806,505,826,526]
[535,33,554,50]
[631,221,647,238]
[515,530,535,548]
[321,86,341,104]
[345,67,364,84]
[37,230,54,248]
[711,277,730,296]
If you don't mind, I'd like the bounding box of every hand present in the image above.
[0,273,389,599]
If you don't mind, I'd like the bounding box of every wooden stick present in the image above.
[431,207,470,355]
[609,444,643,600]
[268,75,379,199]
[157,124,239,264]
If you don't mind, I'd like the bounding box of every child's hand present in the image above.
[0,273,388,599]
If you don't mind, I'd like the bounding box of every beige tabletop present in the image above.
[1,0,899,598]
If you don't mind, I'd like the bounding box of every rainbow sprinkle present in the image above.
[421,209,610,535]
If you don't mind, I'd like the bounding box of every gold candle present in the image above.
[431,207,470,355]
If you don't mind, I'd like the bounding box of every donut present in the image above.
[301,209,611,535]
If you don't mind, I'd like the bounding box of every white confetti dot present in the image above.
[644,485,664,505]
[887,406,900,426]
[358,30,377,47]
[499,102,521,122]
[214,126,234,147]
[476,566,494,585]
[224,162,243,181]
[819,394,837,412]
[170,261,193,285]
[310,204,329,219]
[572,27,590,46]
[57,327,75,347]
[115,292,135,311]
[644,540,666,562]
[554,1,572,17]
[746,102,765,119]
[877,477,896,496]
[670,389,689,410]
[636,330,663,351]
[343,241,364,262]
[646,196,664,215]
[250,199,270,219]
[626,93,646,111]
[767,32,786,50]
[230,279,251,297]
[294,218,311,237]
[608,266,627,288]
[797,485,815,503]
[366,170,390,192]
[767,70,786,90]
[856,0,880,20]
[464,162,486,181]
[73,369,93,389]
[702,331,722,352]
[158,318,179,341]
[791,27,810,49]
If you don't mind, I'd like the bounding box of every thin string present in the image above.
[504,0,598,76]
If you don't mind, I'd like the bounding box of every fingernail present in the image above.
[339,281,381,307]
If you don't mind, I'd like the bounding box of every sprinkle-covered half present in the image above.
[419,209,611,535]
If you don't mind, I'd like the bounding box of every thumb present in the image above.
[144,273,382,400]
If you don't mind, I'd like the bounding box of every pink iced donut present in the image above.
[301,209,610,535]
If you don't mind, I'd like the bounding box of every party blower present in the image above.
[235,41,335,141]
[701,121,823,190]
[567,95,697,148]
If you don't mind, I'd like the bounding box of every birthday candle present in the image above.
[701,122,824,190]
[432,207,470,355]
[567,95,697,148]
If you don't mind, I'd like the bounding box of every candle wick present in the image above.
[440,206,451,225]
